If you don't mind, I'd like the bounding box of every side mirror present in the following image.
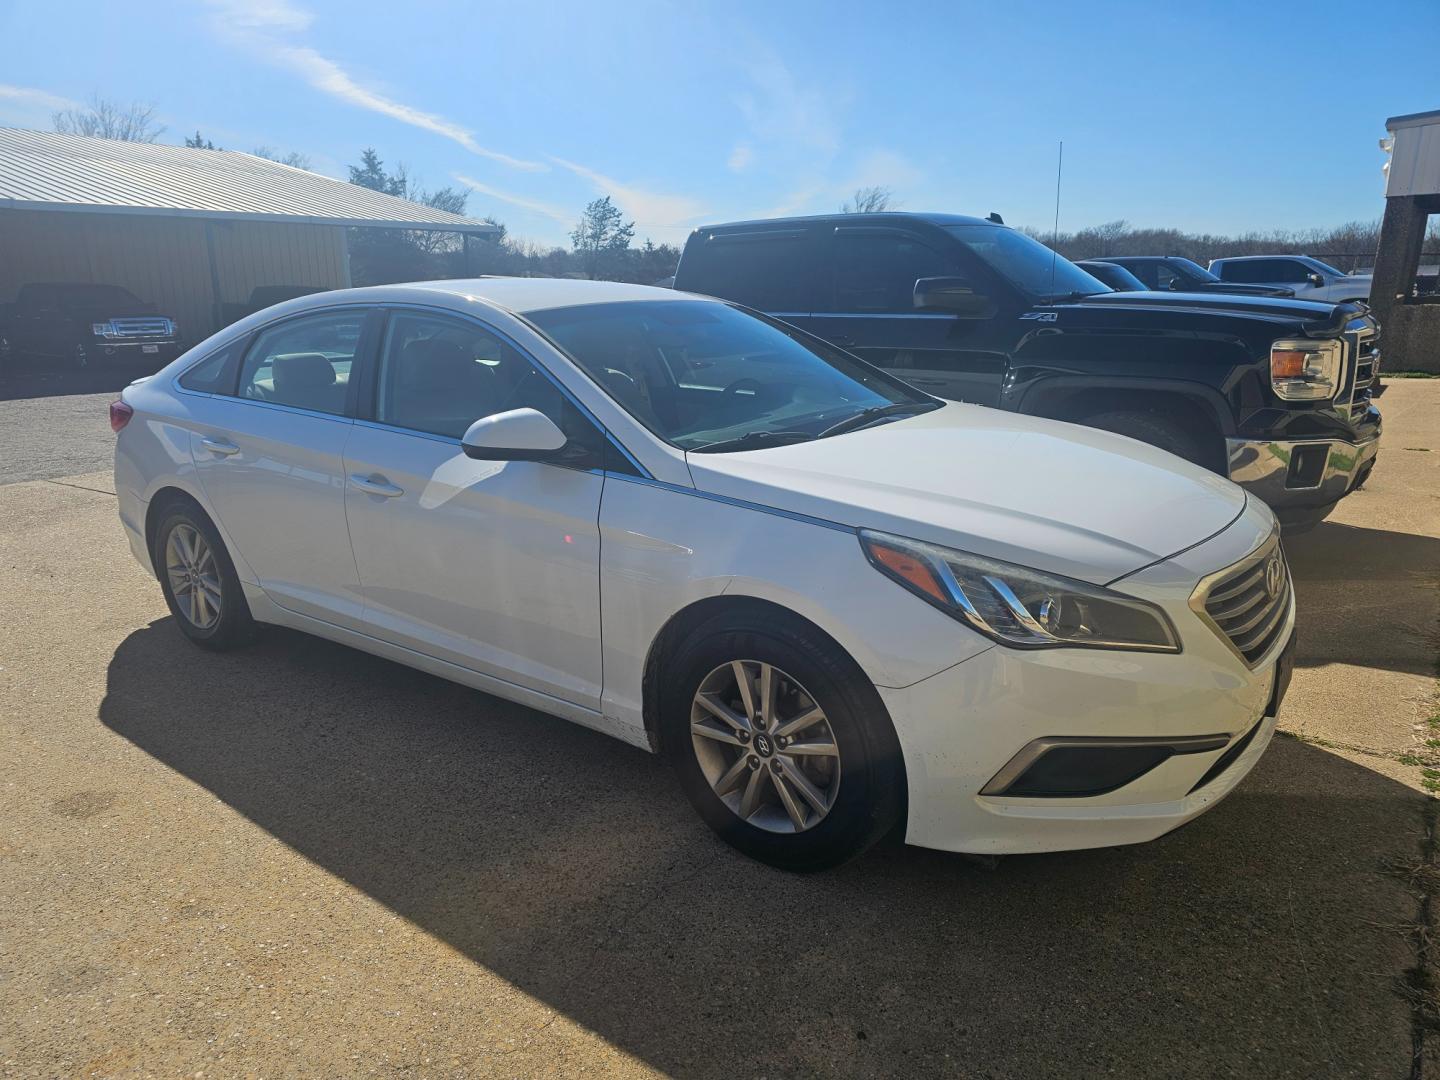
[913,277,997,319]
[1307,272,1325,287]
[461,407,567,461]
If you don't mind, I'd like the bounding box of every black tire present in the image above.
[1084,409,1209,469]
[152,501,257,650]
[661,609,905,871]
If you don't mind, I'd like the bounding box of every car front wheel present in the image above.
[662,610,905,871]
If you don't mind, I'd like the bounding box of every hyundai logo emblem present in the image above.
[1263,553,1284,600]
[753,733,773,757]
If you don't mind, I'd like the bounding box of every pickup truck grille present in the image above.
[1193,533,1292,667]
[110,317,173,338]
[1341,327,1380,422]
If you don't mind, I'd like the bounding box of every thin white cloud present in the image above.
[551,157,706,230]
[203,1,544,172]
[210,0,313,32]
[727,143,753,172]
[848,148,924,194]
[454,173,571,227]
[0,83,80,113]
[734,52,841,160]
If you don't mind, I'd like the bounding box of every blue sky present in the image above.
[2,0,1436,248]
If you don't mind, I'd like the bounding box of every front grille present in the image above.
[1340,326,1380,421]
[1192,534,1292,667]
[110,317,172,338]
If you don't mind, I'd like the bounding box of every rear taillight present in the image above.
[109,400,134,433]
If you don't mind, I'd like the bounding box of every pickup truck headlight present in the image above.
[860,530,1180,652]
[1271,339,1342,401]
[92,322,115,337]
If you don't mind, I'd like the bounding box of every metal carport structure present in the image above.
[0,128,498,343]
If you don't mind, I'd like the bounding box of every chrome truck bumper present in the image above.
[1226,429,1380,532]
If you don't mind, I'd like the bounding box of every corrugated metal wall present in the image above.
[0,209,348,344]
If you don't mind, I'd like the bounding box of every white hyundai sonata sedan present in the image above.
[112,279,1294,870]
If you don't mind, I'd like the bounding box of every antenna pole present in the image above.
[1049,141,1063,298]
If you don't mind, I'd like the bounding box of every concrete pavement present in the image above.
[2,383,1438,1078]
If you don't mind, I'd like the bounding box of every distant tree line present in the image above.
[1021,218,1440,273]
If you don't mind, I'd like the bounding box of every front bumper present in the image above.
[1226,428,1379,530]
[882,498,1292,856]
[82,339,183,365]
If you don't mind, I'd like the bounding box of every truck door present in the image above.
[807,226,1015,406]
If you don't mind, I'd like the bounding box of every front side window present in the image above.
[376,311,603,463]
[238,310,365,416]
[528,299,935,452]
[1153,262,1184,290]
[945,225,1109,300]
[833,232,959,312]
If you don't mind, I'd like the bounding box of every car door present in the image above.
[342,307,606,710]
[188,306,375,628]
[809,226,1012,405]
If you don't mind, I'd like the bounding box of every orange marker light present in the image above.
[870,543,947,603]
[1271,349,1308,380]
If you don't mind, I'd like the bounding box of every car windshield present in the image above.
[1170,257,1221,283]
[527,300,937,452]
[56,284,144,308]
[945,225,1110,300]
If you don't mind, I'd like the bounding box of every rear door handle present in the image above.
[200,436,241,456]
[349,473,404,498]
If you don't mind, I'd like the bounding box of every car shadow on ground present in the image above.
[101,619,1423,1078]
[1286,519,1440,676]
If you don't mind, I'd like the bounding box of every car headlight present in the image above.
[92,322,114,337]
[1271,339,1342,401]
[859,530,1180,653]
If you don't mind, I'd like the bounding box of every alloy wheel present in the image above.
[165,523,222,630]
[690,659,841,833]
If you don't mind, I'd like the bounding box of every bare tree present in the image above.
[253,146,313,171]
[840,186,895,214]
[52,95,164,142]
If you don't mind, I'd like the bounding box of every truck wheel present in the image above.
[1084,410,1208,469]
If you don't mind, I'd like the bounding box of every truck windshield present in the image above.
[945,225,1110,300]
[1170,258,1222,283]
[527,300,937,452]
[56,285,144,308]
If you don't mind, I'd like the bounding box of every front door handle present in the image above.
[349,473,404,498]
[200,436,241,456]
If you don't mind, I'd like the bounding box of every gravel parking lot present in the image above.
[2,379,1438,1078]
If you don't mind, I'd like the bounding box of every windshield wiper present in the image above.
[689,430,816,454]
[817,401,937,439]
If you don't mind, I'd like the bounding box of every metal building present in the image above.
[0,128,498,343]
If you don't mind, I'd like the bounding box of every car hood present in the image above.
[66,305,163,320]
[685,403,1248,585]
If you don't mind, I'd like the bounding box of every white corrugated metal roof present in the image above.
[0,128,498,233]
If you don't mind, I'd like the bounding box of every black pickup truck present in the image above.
[0,282,183,372]
[673,212,1381,531]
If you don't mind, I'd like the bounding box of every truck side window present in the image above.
[833,234,957,313]
[686,232,816,312]
[1153,263,1183,290]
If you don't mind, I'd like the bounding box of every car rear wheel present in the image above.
[153,505,256,650]
[662,610,904,871]
[1084,409,1210,470]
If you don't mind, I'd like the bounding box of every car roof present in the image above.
[394,276,692,314]
[1208,255,1309,263]
[690,211,996,233]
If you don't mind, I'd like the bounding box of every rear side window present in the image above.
[678,231,818,312]
[832,232,958,312]
[1219,260,1303,284]
[238,310,366,416]
[178,342,240,393]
